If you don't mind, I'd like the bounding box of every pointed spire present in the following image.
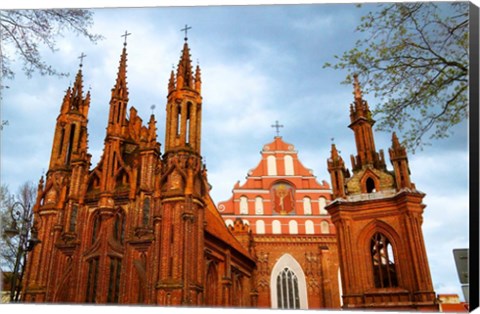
[331,143,340,160]
[176,41,193,89]
[392,132,401,149]
[168,69,176,93]
[353,73,362,101]
[148,114,157,143]
[111,44,129,101]
[194,62,202,92]
[70,66,84,110]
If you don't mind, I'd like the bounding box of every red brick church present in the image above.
[21,35,438,310]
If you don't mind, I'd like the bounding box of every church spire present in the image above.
[107,36,130,136]
[48,56,90,171]
[348,74,385,171]
[111,43,129,102]
[165,33,202,154]
[176,41,194,89]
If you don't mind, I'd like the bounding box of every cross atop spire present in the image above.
[181,24,192,41]
[271,120,284,137]
[78,52,87,67]
[121,30,132,46]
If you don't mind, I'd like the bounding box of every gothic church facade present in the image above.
[22,37,437,310]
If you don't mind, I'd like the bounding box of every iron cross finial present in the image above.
[121,30,132,46]
[181,24,192,41]
[271,120,284,137]
[78,52,87,67]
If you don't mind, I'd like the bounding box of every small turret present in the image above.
[389,132,413,190]
[327,144,347,199]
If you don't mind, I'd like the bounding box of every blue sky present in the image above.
[0,0,470,303]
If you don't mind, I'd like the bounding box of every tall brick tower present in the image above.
[156,36,207,305]
[326,75,438,310]
[22,60,92,302]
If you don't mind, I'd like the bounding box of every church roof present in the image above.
[204,193,254,259]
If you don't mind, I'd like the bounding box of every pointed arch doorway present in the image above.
[270,254,308,309]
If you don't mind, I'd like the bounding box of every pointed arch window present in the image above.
[107,257,122,303]
[91,213,101,245]
[85,257,99,303]
[276,267,300,309]
[69,204,78,232]
[186,102,192,144]
[143,197,151,226]
[371,232,398,288]
[176,104,182,136]
[271,254,308,309]
[65,123,76,164]
[205,262,218,306]
[113,209,126,245]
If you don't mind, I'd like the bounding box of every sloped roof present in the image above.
[203,193,254,259]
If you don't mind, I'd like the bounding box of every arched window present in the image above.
[225,219,234,227]
[319,197,327,215]
[256,220,265,234]
[113,209,126,245]
[270,254,308,309]
[176,104,182,136]
[276,268,300,309]
[267,156,277,176]
[239,196,248,214]
[91,213,101,245]
[284,155,294,175]
[371,232,398,288]
[107,257,122,303]
[289,220,298,234]
[255,196,264,214]
[366,177,376,193]
[186,102,192,144]
[85,257,99,303]
[303,197,312,215]
[143,197,150,226]
[233,273,244,306]
[205,262,218,306]
[305,220,314,234]
[69,204,78,232]
[320,221,329,234]
[272,220,282,234]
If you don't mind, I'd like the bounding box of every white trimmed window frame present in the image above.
[270,254,308,309]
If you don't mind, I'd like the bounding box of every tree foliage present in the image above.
[324,2,468,151]
[0,9,102,82]
[0,181,36,299]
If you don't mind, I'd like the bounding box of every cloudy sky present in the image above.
[1,0,470,302]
